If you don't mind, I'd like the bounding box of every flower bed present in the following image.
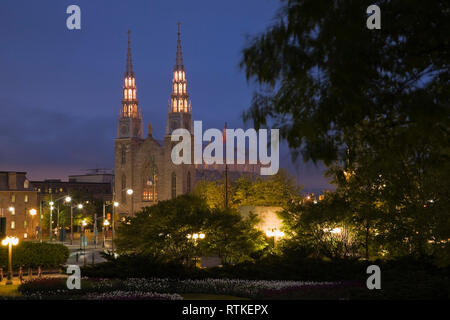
[123,278,351,299]
[18,277,361,300]
[85,291,183,300]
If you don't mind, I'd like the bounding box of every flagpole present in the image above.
[224,122,228,209]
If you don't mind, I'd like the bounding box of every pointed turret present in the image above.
[117,30,143,139]
[166,22,192,135]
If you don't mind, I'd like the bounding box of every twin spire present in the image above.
[122,23,190,120]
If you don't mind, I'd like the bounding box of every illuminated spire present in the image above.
[125,30,134,77]
[121,30,139,119]
[169,22,191,114]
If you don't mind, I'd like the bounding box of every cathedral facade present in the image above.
[114,25,195,217]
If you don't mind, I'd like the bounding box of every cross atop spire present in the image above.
[175,22,184,71]
[125,30,134,77]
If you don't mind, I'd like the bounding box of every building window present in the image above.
[142,176,157,202]
[24,194,28,203]
[121,175,127,204]
[11,221,15,229]
[121,149,126,165]
[187,172,191,193]
[24,180,29,189]
[171,172,176,199]
[11,194,15,203]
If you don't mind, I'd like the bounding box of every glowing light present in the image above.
[266,229,285,238]
[8,207,14,212]
[81,220,87,227]
[103,220,110,226]
[2,236,19,246]
[330,227,342,234]
[29,209,37,216]
[192,233,199,240]
[199,233,205,239]
[127,189,134,195]
[77,204,83,209]
[49,201,54,206]
[114,201,119,207]
[65,196,72,203]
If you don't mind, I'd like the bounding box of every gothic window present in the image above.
[121,149,126,165]
[171,172,176,199]
[187,172,191,193]
[24,194,28,203]
[142,176,157,202]
[121,175,127,204]
[24,180,29,189]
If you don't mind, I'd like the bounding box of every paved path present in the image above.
[61,239,116,266]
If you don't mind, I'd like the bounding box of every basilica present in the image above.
[114,24,259,218]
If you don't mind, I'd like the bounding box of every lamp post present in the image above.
[187,232,206,267]
[29,209,37,239]
[126,189,134,216]
[50,196,72,242]
[266,229,285,249]
[111,201,119,256]
[2,236,19,285]
[70,203,83,245]
[49,201,54,241]
[102,201,119,249]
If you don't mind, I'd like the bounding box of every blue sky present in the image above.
[0,0,331,192]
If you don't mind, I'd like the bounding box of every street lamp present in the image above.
[265,228,285,249]
[69,203,83,245]
[101,201,119,251]
[46,195,72,242]
[2,236,19,285]
[330,227,342,234]
[187,232,206,267]
[29,209,37,239]
[126,189,134,216]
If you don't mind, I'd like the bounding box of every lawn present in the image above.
[0,284,20,297]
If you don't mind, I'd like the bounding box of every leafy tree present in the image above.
[203,209,267,264]
[233,170,301,207]
[115,195,266,265]
[193,180,225,209]
[194,170,302,209]
[240,0,450,262]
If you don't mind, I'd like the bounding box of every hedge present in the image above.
[0,242,69,269]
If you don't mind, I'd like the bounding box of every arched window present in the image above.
[121,149,126,165]
[121,175,127,203]
[187,172,191,193]
[171,172,176,199]
[142,176,157,202]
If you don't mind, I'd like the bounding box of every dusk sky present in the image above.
[0,0,331,192]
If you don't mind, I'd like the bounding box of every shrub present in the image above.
[0,242,69,269]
